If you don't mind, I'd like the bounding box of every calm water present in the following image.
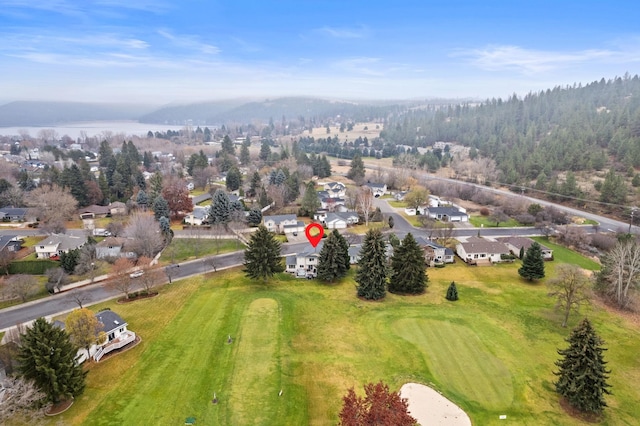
[0,121,191,139]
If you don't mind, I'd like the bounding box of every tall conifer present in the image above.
[355,229,387,300]
[243,225,284,282]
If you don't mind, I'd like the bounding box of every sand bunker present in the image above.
[400,383,472,426]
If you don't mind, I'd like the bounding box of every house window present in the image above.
[39,246,44,249]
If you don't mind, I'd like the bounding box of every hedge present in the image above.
[8,260,58,275]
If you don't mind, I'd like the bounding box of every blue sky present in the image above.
[1,0,639,104]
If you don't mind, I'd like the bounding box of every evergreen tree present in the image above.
[221,135,235,155]
[317,230,349,283]
[259,140,271,161]
[248,171,262,198]
[17,317,87,403]
[159,216,173,243]
[136,189,148,208]
[355,229,387,300]
[240,137,251,165]
[518,241,545,281]
[243,225,284,282]
[599,169,627,205]
[335,229,351,271]
[300,181,321,217]
[59,248,80,274]
[554,318,611,414]
[389,233,427,294]
[247,208,262,227]
[225,166,242,191]
[347,153,365,183]
[152,195,170,221]
[209,189,231,225]
[446,281,459,301]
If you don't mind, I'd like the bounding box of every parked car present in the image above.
[129,270,144,278]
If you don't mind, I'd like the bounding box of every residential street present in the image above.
[0,177,632,333]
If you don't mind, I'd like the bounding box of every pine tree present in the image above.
[518,242,545,281]
[317,230,349,283]
[347,152,365,183]
[554,318,611,414]
[240,137,251,165]
[389,233,427,294]
[136,189,148,208]
[209,189,231,225]
[17,317,87,404]
[335,229,351,271]
[221,135,235,155]
[247,208,262,227]
[226,166,242,191]
[300,181,320,217]
[355,229,387,300]
[259,140,271,161]
[446,281,459,301]
[152,195,170,221]
[243,225,284,282]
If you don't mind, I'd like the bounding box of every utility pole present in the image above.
[629,207,637,234]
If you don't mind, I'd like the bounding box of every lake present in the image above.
[0,121,198,139]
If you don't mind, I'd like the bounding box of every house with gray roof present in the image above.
[0,207,28,222]
[415,237,454,265]
[498,237,553,260]
[426,206,469,222]
[35,234,85,259]
[0,235,23,253]
[364,182,387,197]
[184,206,210,226]
[456,237,510,264]
[263,214,300,234]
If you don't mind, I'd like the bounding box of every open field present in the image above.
[159,238,241,263]
[52,257,640,426]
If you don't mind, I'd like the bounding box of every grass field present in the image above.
[470,215,521,228]
[159,238,242,263]
[53,257,640,426]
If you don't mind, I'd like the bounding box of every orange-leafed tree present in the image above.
[338,381,417,426]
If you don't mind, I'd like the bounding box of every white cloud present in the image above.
[456,44,640,74]
[318,25,368,39]
[157,29,220,55]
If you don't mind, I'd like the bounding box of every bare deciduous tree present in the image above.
[5,274,37,302]
[45,267,69,293]
[357,186,374,227]
[109,258,134,299]
[138,256,163,293]
[598,239,640,309]
[0,248,15,275]
[67,289,91,309]
[27,184,78,232]
[124,213,164,257]
[0,376,49,425]
[547,264,592,327]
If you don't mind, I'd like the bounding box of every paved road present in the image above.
[0,241,318,332]
[362,161,636,234]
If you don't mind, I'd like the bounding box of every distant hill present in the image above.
[138,97,414,125]
[0,101,155,127]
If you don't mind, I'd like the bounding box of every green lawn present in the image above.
[159,238,243,263]
[54,260,638,426]
[470,215,521,228]
[532,237,601,271]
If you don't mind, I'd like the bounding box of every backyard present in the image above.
[49,249,640,426]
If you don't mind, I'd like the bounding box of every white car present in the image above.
[129,270,144,278]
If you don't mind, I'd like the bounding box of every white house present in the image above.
[95,237,135,260]
[455,237,510,264]
[498,237,554,260]
[364,183,387,198]
[323,182,347,199]
[263,214,298,234]
[285,250,320,278]
[53,310,136,363]
[184,206,209,226]
[35,234,85,259]
[426,206,469,222]
[319,196,346,211]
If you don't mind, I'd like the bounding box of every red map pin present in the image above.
[305,223,324,248]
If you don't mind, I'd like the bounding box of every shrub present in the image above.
[479,207,490,216]
[446,282,459,301]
